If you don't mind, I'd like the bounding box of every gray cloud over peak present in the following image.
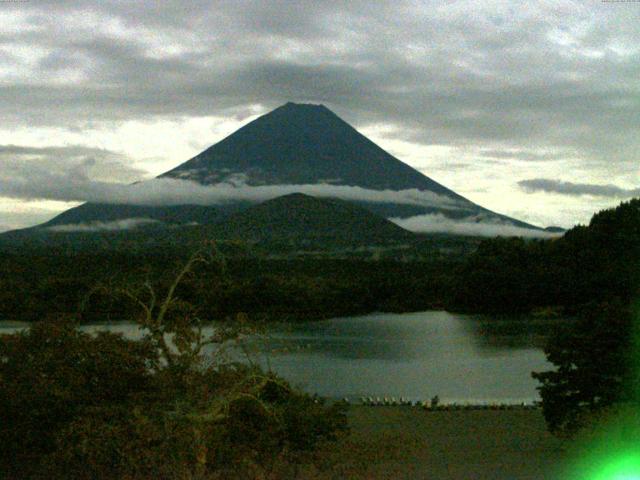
[48,211,554,238]
[0,143,465,211]
[0,165,467,210]
[0,142,464,208]
[518,178,640,198]
[47,218,160,232]
[1,1,638,164]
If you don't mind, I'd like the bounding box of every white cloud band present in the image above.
[0,171,468,211]
[389,213,558,238]
[46,218,160,232]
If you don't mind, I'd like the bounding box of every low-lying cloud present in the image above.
[390,213,558,238]
[47,218,160,232]
[0,161,468,210]
[518,178,640,198]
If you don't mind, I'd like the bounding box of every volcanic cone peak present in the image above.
[162,102,462,196]
[38,102,538,231]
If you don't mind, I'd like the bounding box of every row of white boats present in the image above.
[339,397,540,409]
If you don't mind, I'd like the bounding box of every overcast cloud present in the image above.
[518,178,640,198]
[1,0,639,230]
[0,144,146,182]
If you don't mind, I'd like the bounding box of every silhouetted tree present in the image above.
[532,300,638,434]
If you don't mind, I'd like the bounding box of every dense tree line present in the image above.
[0,253,457,323]
[2,200,637,325]
[451,198,640,314]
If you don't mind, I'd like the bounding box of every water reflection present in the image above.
[241,311,559,401]
[458,314,565,351]
[256,311,473,361]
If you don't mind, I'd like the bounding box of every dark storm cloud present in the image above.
[518,178,640,198]
[1,0,639,172]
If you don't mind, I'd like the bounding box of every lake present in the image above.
[0,311,557,403]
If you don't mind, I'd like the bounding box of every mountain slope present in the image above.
[30,102,538,232]
[40,203,223,226]
[163,102,464,196]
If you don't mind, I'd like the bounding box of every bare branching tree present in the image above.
[81,244,258,373]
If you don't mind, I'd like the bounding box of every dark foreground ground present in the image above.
[297,407,566,480]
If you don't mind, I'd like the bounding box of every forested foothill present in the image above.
[1,200,638,323]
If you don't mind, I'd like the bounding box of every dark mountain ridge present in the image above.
[211,192,416,244]
[1,193,417,253]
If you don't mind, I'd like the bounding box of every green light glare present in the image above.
[554,297,640,480]
[588,452,640,480]
[574,268,640,480]
[633,299,640,401]
[560,407,640,480]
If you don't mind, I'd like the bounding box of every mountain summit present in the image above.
[163,102,463,197]
[40,102,538,231]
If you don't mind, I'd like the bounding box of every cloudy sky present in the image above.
[1,0,638,232]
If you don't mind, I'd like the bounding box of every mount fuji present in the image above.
[35,102,539,237]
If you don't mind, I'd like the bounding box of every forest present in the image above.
[2,199,638,323]
[0,199,638,478]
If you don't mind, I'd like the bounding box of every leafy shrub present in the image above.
[0,320,156,477]
[0,251,347,479]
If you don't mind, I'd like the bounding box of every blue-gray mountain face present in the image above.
[164,103,459,193]
[42,102,537,230]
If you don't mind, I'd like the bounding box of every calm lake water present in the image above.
[0,311,558,403]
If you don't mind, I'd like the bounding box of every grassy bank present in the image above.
[297,406,566,479]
